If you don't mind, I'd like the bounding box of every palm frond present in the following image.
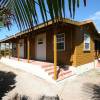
[72,0,76,18]
[46,0,54,21]
[62,0,65,18]
[38,0,46,22]
[52,0,59,18]
[41,0,48,22]
[83,0,86,6]
[58,0,62,18]
[68,0,72,18]
[77,0,80,7]
[0,0,87,30]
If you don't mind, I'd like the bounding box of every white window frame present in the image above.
[56,33,65,51]
[84,33,90,51]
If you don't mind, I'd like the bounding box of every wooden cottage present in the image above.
[0,18,99,67]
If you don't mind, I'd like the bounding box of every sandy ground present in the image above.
[0,62,100,100]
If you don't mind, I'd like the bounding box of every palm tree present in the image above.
[0,0,86,30]
[0,6,12,29]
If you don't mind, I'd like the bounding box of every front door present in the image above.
[19,39,24,58]
[36,33,46,60]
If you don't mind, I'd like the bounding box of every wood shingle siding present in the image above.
[74,26,95,66]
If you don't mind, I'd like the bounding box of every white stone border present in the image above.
[70,60,97,75]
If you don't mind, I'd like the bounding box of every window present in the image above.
[57,33,65,51]
[84,33,90,51]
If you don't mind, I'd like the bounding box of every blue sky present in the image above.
[0,0,100,40]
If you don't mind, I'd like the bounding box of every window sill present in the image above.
[57,49,65,52]
[83,50,90,53]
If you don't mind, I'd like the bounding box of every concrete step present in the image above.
[44,66,59,71]
[41,63,75,81]
[58,70,72,77]
[42,64,54,68]
[46,67,59,74]
[52,70,73,81]
[57,73,75,81]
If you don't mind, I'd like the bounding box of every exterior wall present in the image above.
[46,31,53,62]
[74,27,95,66]
[12,38,26,59]
[19,39,24,58]
[30,36,35,59]
[11,25,76,66]
[24,37,27,59]
[11,24,95,67]
[12,43,17,57]
[46,26,74,66]
[17,36,36,60]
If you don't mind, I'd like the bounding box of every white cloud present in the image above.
[89,11,100,20]
[87,11,100,32]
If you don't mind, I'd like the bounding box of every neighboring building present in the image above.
[0,18,99,67]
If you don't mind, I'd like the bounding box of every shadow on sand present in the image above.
[0,71,16,99]
[9,93,60,100]
[83,83,100,100]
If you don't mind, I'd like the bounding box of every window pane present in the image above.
[56,33,65,50]
[84,34,90,43]
[57,34,64,38]
[85,43,89,50]
[84,33,90,50]
[57,37,64,42]
[57,34,64,42]
[57,42,64,50]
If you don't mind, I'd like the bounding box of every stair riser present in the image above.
[48,70,72,75]
[52,71,72,79]
[44,67,59,72]
[57,74,75,81]
[58,71,72,76]
[42,65,54,68]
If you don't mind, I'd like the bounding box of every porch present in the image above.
[0,56,74,83]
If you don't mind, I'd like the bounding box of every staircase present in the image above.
[11,57,75,81]
[42,64,75,81]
